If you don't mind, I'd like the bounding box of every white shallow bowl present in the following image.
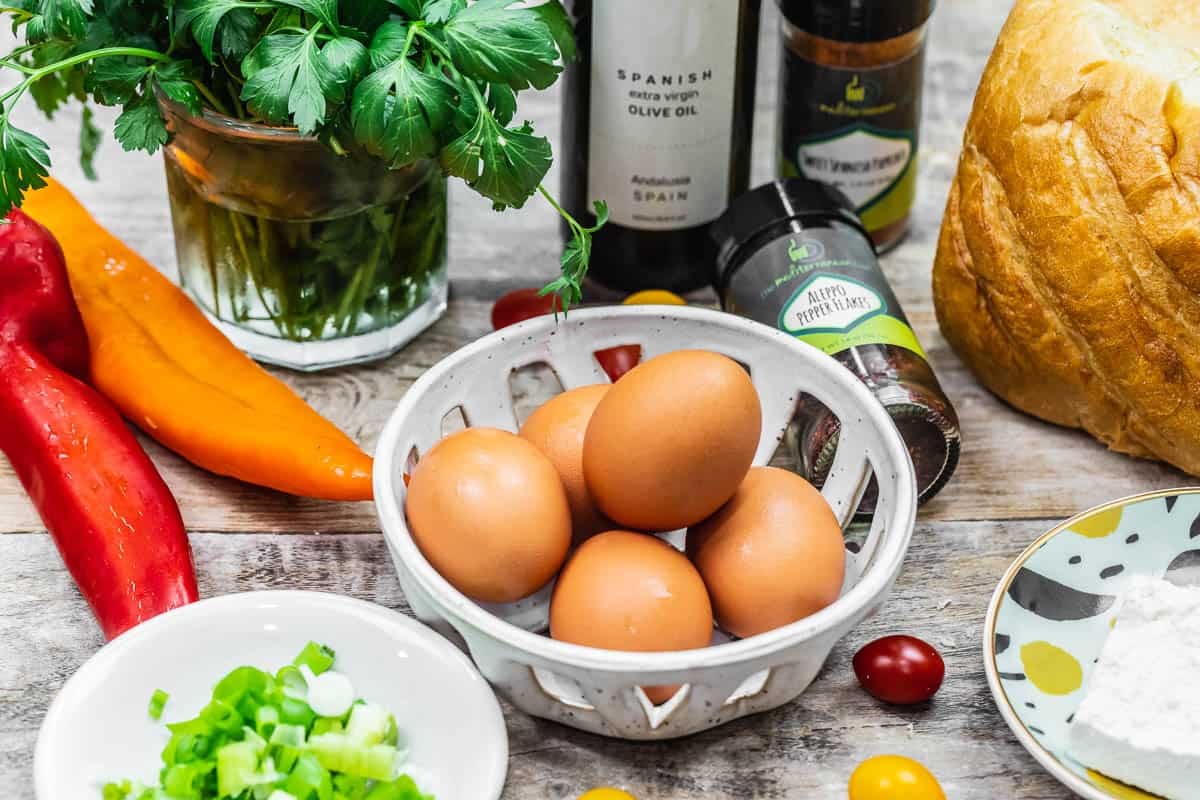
[984,489,1200,800]
[35,591,507,800]
[375,306,918,740]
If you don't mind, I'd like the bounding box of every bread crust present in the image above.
[933,0,1200,473]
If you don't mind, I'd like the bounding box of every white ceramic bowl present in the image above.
[374,306,918,740]
[35,591,507,800]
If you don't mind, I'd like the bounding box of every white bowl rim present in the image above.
[374,304,918,673]
[981,486,1200,800]
[34,589,509,800]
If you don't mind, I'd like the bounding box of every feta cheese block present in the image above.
[1068,576,1200,799]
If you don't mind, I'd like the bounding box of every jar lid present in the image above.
[778,0,935,43]
[711,178,867,282]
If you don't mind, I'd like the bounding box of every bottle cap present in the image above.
[711,178,868,287]
[778,0,935,43]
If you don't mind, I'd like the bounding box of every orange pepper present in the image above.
[21,178,373,501]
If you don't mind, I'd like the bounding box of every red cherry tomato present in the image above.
[852,635,945,705]
[491,288,562,330]
[595,345,641,382]
[592,289,686,381]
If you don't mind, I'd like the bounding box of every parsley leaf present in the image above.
[240,30,338,134]
[23,40,77,116]
[421,0,464,24]
[443,0,562,90]
[113,92,168,153]
[217,8,261,62]
[272,0,339,33]
[320,36,369,95]
[352,57,450,166]
[367,19,407,69]
[541,200,606,309]
[0,122,50,210]
[340,0,392,33]
[487,83,516,126]
[30,0,92,41]
[441,112,551,209]
[84,59,148,105]
[175,0,262,64]
[531,0,576,63]
[154,61,203,115]
[79,104,100,180]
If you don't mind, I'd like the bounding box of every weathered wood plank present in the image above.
[1,520,1064,799]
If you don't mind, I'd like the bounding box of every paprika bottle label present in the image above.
[586,0,741,231]
[723,228,926,358]
[778,49,924,235]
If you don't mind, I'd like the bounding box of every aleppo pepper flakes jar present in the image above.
[713,179,959,511]
[776,0,934,252]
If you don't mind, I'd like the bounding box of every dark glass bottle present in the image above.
[713,179,960,510]
[776,0,934,252]
[561,0,762,294]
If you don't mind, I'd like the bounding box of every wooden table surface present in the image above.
[2,2,1190,798]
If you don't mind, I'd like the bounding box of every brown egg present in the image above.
[550,530,713,705]
[687,467,845,639]
[519,385,611,542]
[405,427,572,604]
[583,350,762,531]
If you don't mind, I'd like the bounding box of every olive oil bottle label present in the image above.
[586,0,740,231]
[778,49,924,234]
[723,228,926,358]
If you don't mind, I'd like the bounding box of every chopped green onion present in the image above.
[307,733,397,781]
[101,781,132,800]
[102,644,428,800]
[278,695,317,729]
[283,752,334,800]
[310,717,344,737]
[344,704,393,748]
[293,642,336,676]
[256,705,281,738]
[276,665,309,699]
[270,724,308,749]
[147,689,169,721]
[161,760,213,796]
[370,775,433,800]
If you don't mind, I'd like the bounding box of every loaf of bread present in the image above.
[933,0,1200,473]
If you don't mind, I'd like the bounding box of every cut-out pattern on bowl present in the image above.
[985,489,1200,800]
[508,361,565,428]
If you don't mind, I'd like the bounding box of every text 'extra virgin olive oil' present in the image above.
[562,0,762,294]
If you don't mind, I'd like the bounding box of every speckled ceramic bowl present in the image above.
[984,488,1200,800]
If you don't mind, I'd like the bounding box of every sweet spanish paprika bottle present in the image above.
[776,0,934,252]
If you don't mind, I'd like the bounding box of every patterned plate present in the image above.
[983,488,1200,800]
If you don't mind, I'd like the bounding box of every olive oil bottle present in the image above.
[561,0,762,294]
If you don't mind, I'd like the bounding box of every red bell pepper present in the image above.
[0,209,197,639]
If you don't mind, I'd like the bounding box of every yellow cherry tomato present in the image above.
[622,289,687,306]
[578,790,637,800]
[849,755,946,800]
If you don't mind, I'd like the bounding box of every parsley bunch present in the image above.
[0,0,604,308]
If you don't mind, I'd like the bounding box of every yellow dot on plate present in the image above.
[578,790,637,800]
[1086,769,1161,799]
[1020,641,1083,695]
[1069,506,1123,538]
[622,289,687,306]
